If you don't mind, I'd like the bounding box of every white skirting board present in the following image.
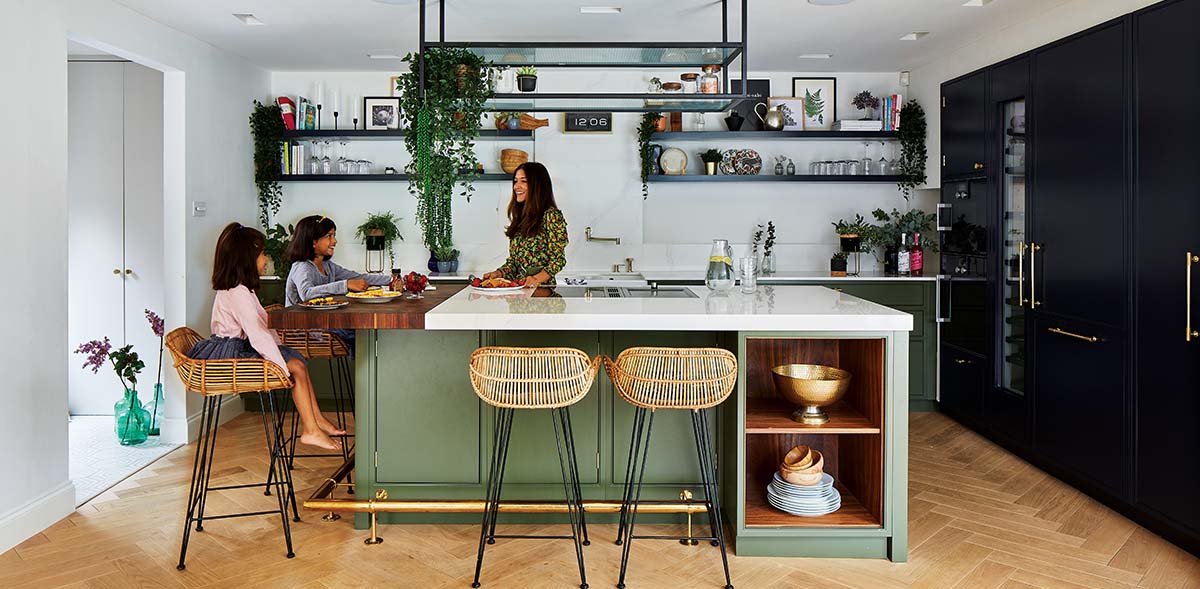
[0,481,76,556]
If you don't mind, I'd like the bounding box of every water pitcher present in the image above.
[706,239,736,291]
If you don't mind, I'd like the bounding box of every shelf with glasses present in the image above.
[651,131,898,141]
[424,42,744,68]
[279,173,513,182]
[486,93,745,113]
[280,129,533,141]
[648,175,903,183]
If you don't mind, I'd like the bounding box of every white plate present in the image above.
[471,285,526,294]
[659,147,688,175]
[772,472,834,490]
[299,301,348,310]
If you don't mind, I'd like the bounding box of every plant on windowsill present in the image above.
[700,148,723,176]
[637,112,663,199]
[896,99,928,200]
[74,337,150,445]
[250,100,285,227]
[355,212,404,268]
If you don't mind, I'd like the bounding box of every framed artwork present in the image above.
[791,77,837,131]
[767,96,805,131]
[363,96,401,130]
[730,78,771,131]
[390,76,402,97]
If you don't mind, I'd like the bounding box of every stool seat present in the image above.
[165,327,293,395]
[469,347,600,409]
[604,347,737,410]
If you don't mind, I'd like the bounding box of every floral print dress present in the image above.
[497,208,568,284]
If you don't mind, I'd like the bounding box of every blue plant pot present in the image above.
[437,261,453,273]
[427,252,439,273]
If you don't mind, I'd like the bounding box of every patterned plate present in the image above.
[720,148,762,175]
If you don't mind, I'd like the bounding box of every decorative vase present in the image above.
[860,106,875,121]
[427,252,439,273]
[517,75,537,92]
[762,252,777,275]
[448,259,459,273]
[654,116,667,133]
[774,162,784,175]
[705,161,717,175]
[724,111,744,131]
[437,261,453,273]
[145,383,165,436]
[786,161,796,175]
[114,389,150,446]
[650,145,664,174]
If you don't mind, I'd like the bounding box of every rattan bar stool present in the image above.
[604,347,738,589]
[165,327,300,571]
[468,346,601,589]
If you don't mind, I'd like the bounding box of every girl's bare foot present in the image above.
[299,431,342,451]
[316,415,347,436]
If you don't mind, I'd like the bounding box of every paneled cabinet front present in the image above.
[941,71,989,178]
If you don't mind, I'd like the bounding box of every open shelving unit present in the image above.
[279,173,512,183]
[651,131,898,141]
[649,175,903,183]
[280,129,532,141]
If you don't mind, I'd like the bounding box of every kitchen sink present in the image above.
[550,286,698,299]
[561,273,648,287]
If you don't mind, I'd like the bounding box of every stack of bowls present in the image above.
[768,445,841,517]
[779,445,824,485]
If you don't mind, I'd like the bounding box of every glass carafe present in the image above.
[705,239,736,291]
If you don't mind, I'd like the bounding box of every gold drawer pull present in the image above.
[1030,243,1042,308]
[1189,252,1199,342]
[1047,327,1100,343]
[953,358,973,365]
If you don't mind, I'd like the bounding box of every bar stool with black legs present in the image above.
[468,346,600,589]
[165,327,300,570]
[605,347,738,589]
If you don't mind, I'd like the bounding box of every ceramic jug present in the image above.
[754,103,787,131]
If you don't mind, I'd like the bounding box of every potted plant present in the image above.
[516,66,538,92]
[637,112,663,199]
[355,212,404,268]
[700,149,722,175]
[832,214,870,253]
[263,223,294,279]
[852,91,880,120]
[830,252,848,277]
[74,337,150,445]
[896,99,928,200]
[433,243,460,273]
[249,100,285,228]
[143,309,165,437]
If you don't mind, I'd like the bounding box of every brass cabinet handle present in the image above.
[1029,243,1042,308]
[125,268,132,274]
[112,269,121,275]
[1018,241,1028,307]
[1189,252,1199,342]
[973,162,985,170]
[1047,327,1100,343]
[954,358,973,365]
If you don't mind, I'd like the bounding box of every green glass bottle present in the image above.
[114,389,150,446]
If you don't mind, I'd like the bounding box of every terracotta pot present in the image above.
[654,116,667,132]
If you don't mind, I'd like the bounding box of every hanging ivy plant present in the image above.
[636,112,661,200]
[396,48,493,250]
[249,100,285,227]
[896,99,928,201]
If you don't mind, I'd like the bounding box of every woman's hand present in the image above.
[483,270,503,280]
[523,271,550,289]
[346,279,368,292]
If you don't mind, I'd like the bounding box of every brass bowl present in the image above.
[771,364,852,425]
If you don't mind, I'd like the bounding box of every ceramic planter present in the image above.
[517,75,537,92]
[704,161,718,175]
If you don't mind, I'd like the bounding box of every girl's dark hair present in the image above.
[505,162,559,239]
[212,222,265,291]
[286,215,337,262]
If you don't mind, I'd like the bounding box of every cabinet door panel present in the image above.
[940,344,983,420]
[1133,0,1200,534]
[1031,22,1127,327]
[942,72,988,178]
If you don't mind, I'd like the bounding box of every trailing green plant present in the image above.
[397,47,493,249]
[249,100,285,227]
[637,112,662,200]
[516,66,538,77]
[355,212,404,262]
[263,223,295,280]
[700,149,723,163]
[896,99,928,200]
[432,243,459,262]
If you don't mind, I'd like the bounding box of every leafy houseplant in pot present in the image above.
[833,214,870,254]
[355,212,404,270]
[249,100,285,228]
[75,337,150,445]
[433,244,460,273]
[263,223,294,280]
[637,112,663,199]
[830,252,848,277]
[516,66,538,92]
[852,91,880,121]
[895,99,929,201]
[700,149,722,176]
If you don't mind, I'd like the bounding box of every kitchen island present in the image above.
[269,284,911,560]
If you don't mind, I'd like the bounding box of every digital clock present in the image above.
[563,111,613,133]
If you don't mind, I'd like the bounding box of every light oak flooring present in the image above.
[3,411,1197,588]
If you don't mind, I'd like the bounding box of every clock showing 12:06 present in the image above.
[563,112,613,133]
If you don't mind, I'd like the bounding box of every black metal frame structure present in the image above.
[416,0,751,112]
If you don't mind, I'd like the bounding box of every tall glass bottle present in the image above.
[705,239,736,291]
[910,233,924,277]
[897,233,912,277]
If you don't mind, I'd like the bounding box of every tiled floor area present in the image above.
[69,416,180,506]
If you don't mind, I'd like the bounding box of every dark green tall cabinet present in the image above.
[938,0,1200,556]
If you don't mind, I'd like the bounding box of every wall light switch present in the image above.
[192,201,207,217]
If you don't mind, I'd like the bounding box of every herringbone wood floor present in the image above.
[3,411,1197,588]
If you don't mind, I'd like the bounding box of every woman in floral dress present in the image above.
[483,162,568,288]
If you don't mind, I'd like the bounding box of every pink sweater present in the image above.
[211,285,290,376]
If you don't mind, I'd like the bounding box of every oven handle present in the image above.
[936,274,952,323]
[936,203,952,232]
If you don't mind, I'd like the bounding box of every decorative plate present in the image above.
[659,147,688,176]
[720,148,762,175]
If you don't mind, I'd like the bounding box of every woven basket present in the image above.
[500,149,529,174]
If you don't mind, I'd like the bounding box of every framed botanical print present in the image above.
[792,77,837,131]
[363,96,401,130]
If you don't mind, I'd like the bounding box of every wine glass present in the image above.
[337,140,351,174]
[321,140,332,174]
[861,141,874,175]
[308,139,320,175]
[877,142,889,176]
[889,142,901,175]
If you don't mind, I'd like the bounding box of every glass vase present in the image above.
[761,252,777,275]
[705,239,736,292]
[145,383,165,436]
[114,389,150,446]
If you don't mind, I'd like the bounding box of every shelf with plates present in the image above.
[279,173,512,182]
[424,42,744,68]
[485,93,745,113]
[648,175,903,183]
[651,131,898,141]
[280,129,533,141]
[744,470,879,528]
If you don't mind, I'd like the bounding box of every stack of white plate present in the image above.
[767,472,841,517]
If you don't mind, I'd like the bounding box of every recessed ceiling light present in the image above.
[368,53,403,59]
[580,6,622,14]
[900,32,930,41]
[962,0,993,5]
[798,53,833,59]
[807,0,855,5]
[232,13,264,26]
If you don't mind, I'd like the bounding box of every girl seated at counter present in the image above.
[285,215,392,348]
[188,222,343,451]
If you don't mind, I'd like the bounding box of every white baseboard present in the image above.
[0,481,76,556]
[160,395,245,444]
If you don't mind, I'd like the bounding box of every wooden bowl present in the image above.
[781,469,825,486]
[771,364,852,425]
[780,445,813,471]
[780,449,824,486]
[500,149,529,174]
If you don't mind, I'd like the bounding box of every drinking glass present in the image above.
[861,141,874,175]
[358,160,372,174]
[847,160,861,175]
[321,140,333,174]
[832,160,846,175]
[877,142,889,176]
[809,161,820,175]
[889,142,902,174]
[739,256,758,294]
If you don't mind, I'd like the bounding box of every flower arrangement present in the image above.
[75,336,150,445]
[144,309,166,436]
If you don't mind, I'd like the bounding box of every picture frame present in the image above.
[767,96,805,131]
[791,77,837,131]
[390,76,402,97]
[363,96,401,130]
[730,78,771,131]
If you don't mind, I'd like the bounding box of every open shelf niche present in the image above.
[742,337,885,528]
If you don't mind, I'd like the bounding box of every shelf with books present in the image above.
[279,128,533,141]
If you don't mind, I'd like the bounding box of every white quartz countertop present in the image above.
[426,271,934,283]
[424,285,913,332]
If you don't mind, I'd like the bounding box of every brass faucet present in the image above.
[585,226,621,245]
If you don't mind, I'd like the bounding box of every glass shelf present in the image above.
[486,93,744,113]
[426,42,743,68]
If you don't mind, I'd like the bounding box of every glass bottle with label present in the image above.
[897,233,912,277]
[910,232,924,276]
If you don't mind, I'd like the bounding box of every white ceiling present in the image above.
[110,0,1072,72]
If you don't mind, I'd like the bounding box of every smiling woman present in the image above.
[483,162,568,288]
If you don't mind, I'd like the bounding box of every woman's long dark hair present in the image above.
[212,222,265,291]
[286,215,337,262]
[505,162,558,239]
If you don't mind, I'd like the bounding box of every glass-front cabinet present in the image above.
[1000,98,1027,395]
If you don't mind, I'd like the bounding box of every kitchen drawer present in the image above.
[822,283,927,308]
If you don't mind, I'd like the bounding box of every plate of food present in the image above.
[299,296,347,310]
[346,288,402,303]
[469,276,527,292]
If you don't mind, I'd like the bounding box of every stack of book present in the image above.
[276,95,317,130]
[281,141,311,175]
[880,94,903,131]
[834,119,884,132]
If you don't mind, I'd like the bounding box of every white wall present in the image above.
[272,70,934,275]
[909,0,1161,189]
[0,0,267,555]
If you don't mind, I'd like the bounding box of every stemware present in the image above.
[321,140,333,175]
[877,142,889,177]
[308,139,321,175]
[337,140,350,174]
[861,141,874,175]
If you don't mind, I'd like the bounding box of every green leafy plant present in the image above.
[803,88,826,125]
[700,149,723,163]
[249,100,285,227]
[637,112,662,200]
[355,212,404,262]
[832,251,848,261]
[865,208,939,254]
[263,223,295,280]
[516,66,538,77]
[397,47,493,250]
[896,99,929,200]
[832,214,870,237]
[432,243,459,262]
[75,338,144,391]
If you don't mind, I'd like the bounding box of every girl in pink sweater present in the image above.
[187,223,342,450]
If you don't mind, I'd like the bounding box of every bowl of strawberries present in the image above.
[401,272,430,299]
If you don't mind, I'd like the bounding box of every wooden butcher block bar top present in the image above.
[267,284,467,330]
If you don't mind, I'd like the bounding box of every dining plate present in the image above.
[299,301,348,310]
[659,147,688,176]
[347,290,402,303]
[471,285,526,294]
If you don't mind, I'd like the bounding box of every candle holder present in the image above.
[353,118,359,131]
[316,104,323,130]
[333,111,339,130]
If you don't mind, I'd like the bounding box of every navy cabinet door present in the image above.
[940,343,984,422]
[1134,0,1200,537]
[1030,22,1127,328]
[941,72,988,178]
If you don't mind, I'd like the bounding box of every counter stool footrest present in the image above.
[206,482,290,492]
[631,534,719,542]
[489,534,576,540]
[189,509,288,522]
